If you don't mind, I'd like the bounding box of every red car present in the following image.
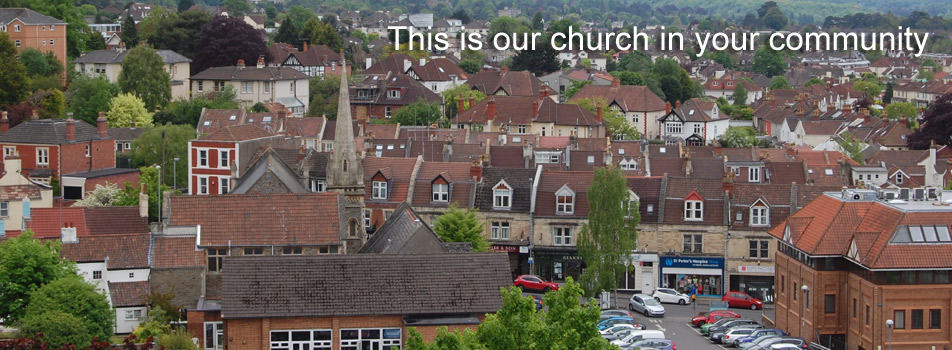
[722,291,764,310]
[691,310,741,326]
[514,275,560,293]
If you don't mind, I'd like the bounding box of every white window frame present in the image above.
[219,150,229,168]
[14,24,20,32]
[13,39,19,47]
[666,122,682,134]
[372,180,388,199]
[518,125,526,133]
[241,81,253,94]
[264,82,270,93]
[387,90,400,99]
[85,145,91,157]
[36,148,49,166]
[270,329,332,350]
[310,179,326,193]
[491,221,510,240]
[124,309,142,321]
[197,81,204,92]
[555,185,575,215]
[220,177,229,194]
[198,177,209,195]
[694,123,702,134]
[750,205,769,226]
[493,181,512,209]
[198,149,208,167]
[684,200,703,221]
[204,322,224,350]
[553,227,574,246]
[432,182,449,202]
[749,167,761,182]
[3,146,15,158]
[340,328,401,350]
[385,106,392,118]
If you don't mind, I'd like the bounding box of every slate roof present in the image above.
[220,253,510,318]
[191,66,310,81]
[351,73,442,106]
[359,203,447,254]
[60,233,150,269]
[108,127,145,142]
[168,193,341,246]
[0,8,67,25]
[628,176,663,223]
[364,157,419,204]
[489,145,527,168]
[151,235,203,269]
[109,281,149,307]
[467,69,554,97]
[535,171,594,217]
[661,177,726,225]
[570,85,666,112]
[285,116,325,138]
[0,119,107,145]
[475,167,536,212]
[73,49,191,64]
[26,207,148,239]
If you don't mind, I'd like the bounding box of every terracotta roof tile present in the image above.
[535,171,594,217]
[364,157,418,204]
[151,235,204,269]
[26,207,147,239]
[109,281,149,307]
[569,85,666,112]
[489,146,526,168]
[60,233,150,269]
[200,124,274,142]
[411,162,476,208]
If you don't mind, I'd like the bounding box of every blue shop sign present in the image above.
[660,256,724,269]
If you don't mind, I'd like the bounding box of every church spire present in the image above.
[328,53,362,190]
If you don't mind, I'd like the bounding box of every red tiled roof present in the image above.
[285,116,325,138]
[365,124,399,139]
[197,109,242,135]
[410,162,475,207]
[59,233,150,269]
[151,235,204,269]
[168,193,341,247]
[109,281,149,307]
[26,207,147,239]
[201,124,274,142]
[535,171,594,217]
[569,84,666,113]
[489,146,526,168]
[364,157,418,203]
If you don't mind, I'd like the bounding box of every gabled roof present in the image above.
[60,233,150,269]
[410,161,475,207]
[0,8,67,25]
[359,202,447,254]
[168,193,341,247]
[285,116,325,138]
[466,69,554,97]
[364,157,419,202]
[200,124,274,142]
[475,167,536,212]
[231,148,308,194]
[109,281,149,307]
[220,253,510,318]
[570,84,666,113]
[535,171,594,217]
[662,98,722,123]
[26,207,148,239]
[107,127,145,142]
[0,119,107,145]
[363,53,416,75]
[190,66,310,81]
[73,49,191,64]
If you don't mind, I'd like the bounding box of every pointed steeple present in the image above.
[328,54,363,190]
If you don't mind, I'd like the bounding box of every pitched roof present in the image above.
[26,207,148,239]
[410,161,475,207]
[200,124,274,142]
[466,69,554,97]
[475,167,536,212]
[168,193,341,246]
[59,233,150,269]
[0,184,43,200]
[220,253,510,318]
[535,171,594,217]
[488,145,527,168]
[107,127,145,142]
[0,119,107,145]
[0,8,67,25]
[109,281,149,307]
[663,98,723,123]
[285,116,325,138]
[190,66,309,81]
[151,235,203,269]
[569,85,666,113]
[73,49,191,64]
[359,203,447,254]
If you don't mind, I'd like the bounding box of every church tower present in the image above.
[326,56,366,253]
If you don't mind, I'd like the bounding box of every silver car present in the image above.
[629,293,666,317]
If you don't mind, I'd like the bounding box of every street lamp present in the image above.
[173,158,180,190]
[886,319,894,350]
[801,284,809,340]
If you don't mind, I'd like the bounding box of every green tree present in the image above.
[769,76,791,90]
[458,59,481,74]
[718,126,757,147]
[107,93,153,127]
[274,17,300,48]
[303,18,342,52]
[307,75,342,118]
[508,34,560,76]
[122,14,139,49]
[804,77,824,87]
[836,132,866,164]
[564,80,593,99]
[0,231,76,323]
[393,99,442,126]
[531,11,544,31]
[752,46,786,78]
[156,327,199,350]
[145,10,211,59]
[763,7,788,30]
[885,102,918,120]
[883,82,894,103]
[25,276,114,344]
[432,203,489,252]
[572,97,640,140]
[442,84,486,119]
[66,74,121,125]
[119,45,172,111]
[160,86,239,126]
[250,102,268,112]
[137,7,176,42]
[18,310,92,349]
[918,69,935,81]
[223,0,250,17]
[474,286,545,350]
[35,89,65,119]
[853,80,882,100]
[129,124,194,189]
[19,48,63,78]
[178,0,195,12]
[732,84,748,106]
[0,32,31,107]
[578,166,639,294]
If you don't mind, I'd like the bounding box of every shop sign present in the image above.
[661,256,724,269]
[738,265,775,274]
[554,255,584,261]
[490,245,519,253]
[519,246,529,254]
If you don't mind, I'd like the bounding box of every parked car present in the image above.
[700,318,735,335]
[600,323,645,336]
[744,337,806,350]
[692,310,741,326]
[768,344,806,350]
[597,317,636,331]
[709,320,761,342]
[652,288,691,305]
[722,291,764,310]
[629,294,666,317]
[734,329,786,347]
[601,309,634,320]
[514,275,559,293]
[719,327,761,345]
[532,295,543,310]
[605,327,646,341]
[623,338,677,350]
[611,330,666,348]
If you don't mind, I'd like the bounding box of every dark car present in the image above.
[601,309,634,320]
[597,317,636,331]
[722,291,764,310]
[734,329,786,347]
[514,275,560,293]
[622,338,677,350]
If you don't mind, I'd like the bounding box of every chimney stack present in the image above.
[665,101,671,114]
[404,59,412,72]
[470,162,483,181]
[419,58,426,66]
[256,56,265,69]
[0,111,8,132]
[303,42,309,51]
[457,97,465,114]
[675,100,681,109]
[611,78,620,88]
[66,113,76,141]
[487,97,497,122]
[531,99,539,120]
[31,109,38,120]
[900,115,908,127]
[500,66,509,75]
[237,59,246,68]
[139,183,148,218]
[468,92,474,109]
[596,102,603,122]
[97,111,108,138]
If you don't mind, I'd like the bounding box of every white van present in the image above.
[610,330,666,347]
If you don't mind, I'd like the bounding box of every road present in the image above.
[605,300,775,350]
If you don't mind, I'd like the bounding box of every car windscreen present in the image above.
[644,298,661,306]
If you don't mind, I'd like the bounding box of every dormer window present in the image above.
[556,185,575,215]
[749,167,761,182]
[432,178,448,202]
[683,190,704,221]
[372,179,388,199]
[626,190,639,217]
[896,173,904,184]
[493,181,512,209]
[387,89,401,99]
[750,200,769,226]
[712,81,718,86]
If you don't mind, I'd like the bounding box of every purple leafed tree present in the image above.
[192,16,272,74]
[907,93,952,150]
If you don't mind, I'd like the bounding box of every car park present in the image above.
[722,291,764,310]
[600,324,637,336]
[711,324,763,343]
[651,288,691,305]
[707,319,760,339]
[749,337,808,350]
[622,338,677,350]
[740,336,784,350]
[700,318,734,335]
[692,310,741,326]
[720,327,760,345]
[600,309,634,320]
[513,275,559,293]
[611,330,666,348]
[597,316,636,331]
[629,293,666,317]
[735,329,786,347]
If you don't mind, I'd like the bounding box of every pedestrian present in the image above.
[698,283,703,295]
[690,284,698,298]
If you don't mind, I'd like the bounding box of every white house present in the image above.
[0,155,52,235]
[190,58,311,116]
[658,98,730,145]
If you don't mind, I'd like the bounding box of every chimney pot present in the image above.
[665,101,671,114]
[66,115,76,142]
[237,59,245,68]
[675,100,681,109]
[0,111,8,132]
[468,92,475,109]
[458,97,465,114]
[900,115,908,127]
[31,109,38,120]
[531,99,539,121]
[596,102,603,122]
[97,112,108,138]
[256,56,265,69]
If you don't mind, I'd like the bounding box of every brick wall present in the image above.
[0,144,59,177]
[6,20,68,72]
[60,139,116,174]
[83,170,139,192]
[225,315,404,350]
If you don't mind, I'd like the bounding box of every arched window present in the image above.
[343,160,348,172]
[348,218,358,237]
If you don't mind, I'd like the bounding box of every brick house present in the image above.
[349,73,442,120]
[0,8,67,72]
[187,124,295,195]
[771,189,952,350]
[268,43,347,78]
[532,170,594,282]
[473,167,537,277]
[217,254,509,349]
[569,80,668,139]
[0,114,115,185]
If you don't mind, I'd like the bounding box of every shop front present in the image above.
[531,248,583,283]
[619,253,659,293]
[659,256,724,297]
[490,244,531,280]
[729,265,775,303]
